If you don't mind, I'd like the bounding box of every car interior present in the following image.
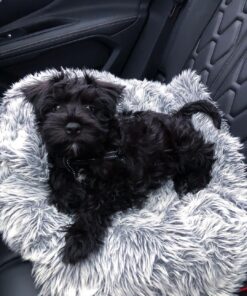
[0,0,247,295]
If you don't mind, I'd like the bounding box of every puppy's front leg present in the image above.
[49,169,85,215]
[62,211,109,264]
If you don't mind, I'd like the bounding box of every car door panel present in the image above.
[0,0,150,82]
[0,0,53,27]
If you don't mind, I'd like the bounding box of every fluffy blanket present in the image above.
[0,69,247,296]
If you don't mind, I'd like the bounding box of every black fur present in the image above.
[23,71,221,264]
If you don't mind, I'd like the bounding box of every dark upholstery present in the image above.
[0,238,39,295]
[187,0,247,157]
[161,0,247,158]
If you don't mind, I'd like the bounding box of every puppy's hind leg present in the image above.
[172,119,215,195]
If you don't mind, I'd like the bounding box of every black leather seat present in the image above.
[160,0,247,158]
[0,238,39,295]
[0,0,246,294]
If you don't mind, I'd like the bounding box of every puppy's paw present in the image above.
[174,171,210,196]
[62,232,101,264]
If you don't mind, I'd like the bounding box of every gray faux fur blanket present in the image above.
[0,69,247,296]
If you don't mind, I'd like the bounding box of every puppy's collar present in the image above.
[62,150,123,182]
[70,150,121,166]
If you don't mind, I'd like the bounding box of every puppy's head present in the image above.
[23,71,123,159]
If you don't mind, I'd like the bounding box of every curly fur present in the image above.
[23,71,221,264]
[0,68,247,296]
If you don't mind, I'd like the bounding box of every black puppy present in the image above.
[23,71,221,264]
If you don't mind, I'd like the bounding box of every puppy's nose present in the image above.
[65,122,81,135]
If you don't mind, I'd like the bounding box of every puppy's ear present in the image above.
[22,80,49,104]
[22,71,67,103]
[21,80,52,121]
[84,73,124,102]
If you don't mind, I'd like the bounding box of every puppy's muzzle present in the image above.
[66,122,81,136]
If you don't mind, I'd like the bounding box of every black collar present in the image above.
[69,150,121,167]
[62,149,124,182]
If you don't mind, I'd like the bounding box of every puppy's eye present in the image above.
[52,105,61,112]
[85,105,95,112]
